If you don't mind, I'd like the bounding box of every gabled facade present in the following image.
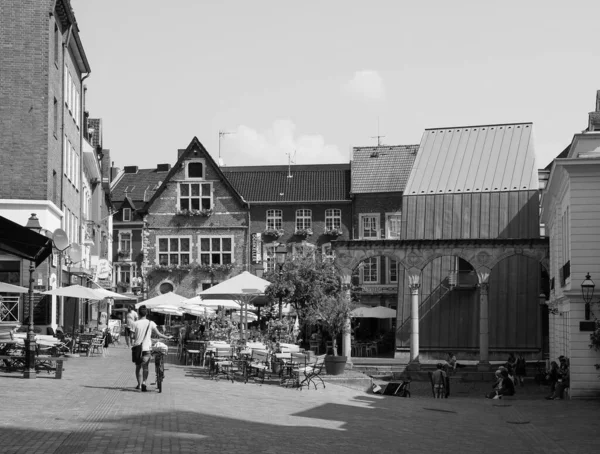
[223,164,351,276]
[540,96,600,398]
[139,138,249,299]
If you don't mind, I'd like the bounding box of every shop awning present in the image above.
[0,215,53,267]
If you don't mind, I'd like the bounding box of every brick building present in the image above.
[0,0,105,331]
[223,164,351,276]
[137,137,249,299]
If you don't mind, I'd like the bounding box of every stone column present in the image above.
[408,272,420,369]
[477,276,490,371]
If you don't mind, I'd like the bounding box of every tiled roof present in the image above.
[351,145,419,193]
[111,168,169,204]
[405,123,538,195]
[223,164,351,202]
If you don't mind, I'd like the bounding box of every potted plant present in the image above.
[324,227,343,237]
[306,293,355,375]
[294,228,313,238]
[117,249,130,259]
[262,228,284,239]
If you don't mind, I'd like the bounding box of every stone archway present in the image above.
[333,239,549,367]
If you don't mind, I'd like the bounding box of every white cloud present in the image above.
[344,70,385,101]
[220,119,345,166]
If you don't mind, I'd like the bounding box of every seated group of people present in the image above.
[545,355,570,400]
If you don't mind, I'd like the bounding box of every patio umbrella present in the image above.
[182,306,215,318]
[0,282,36,294]
[232,311,258,322]
[197,271,271,341]
[182,296,241,309]
[151,305,184,316]
[350,306,397,319]
[135,291,186,309]
[93,287,132,300]
[42,284,104,300]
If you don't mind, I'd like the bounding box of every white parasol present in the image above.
[0,282,35,294]
[135,292,186,309]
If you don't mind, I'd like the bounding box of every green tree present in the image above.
[264,248,341,323]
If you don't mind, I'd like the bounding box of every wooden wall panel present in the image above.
[415,195,426,239]
[488,255,541,350]
[433,195,444,239]
[442,194,454,239]
[470,193,481,239]
[507,191,520,238]
[489,192,500,238]
[498,192,509,238]
[403,196,417,239]
[452,194,463,239]
[479,193,490,238]
[424,195,435,239]
[461,193,472,239]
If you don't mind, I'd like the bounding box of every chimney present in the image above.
[156,164,171,172]
[588,90,600,132]
[124,166,139,174]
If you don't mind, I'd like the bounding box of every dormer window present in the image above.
[123,208,131,222]
[186,160,205,179]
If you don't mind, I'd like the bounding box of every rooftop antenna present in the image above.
[286,150,296,179]
[370,117,385,146]
[218,130,234,166]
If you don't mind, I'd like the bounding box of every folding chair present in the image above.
[246,350,270,384]
[88,334,104,357]
[209,347,236,382]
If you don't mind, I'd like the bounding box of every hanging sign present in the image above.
[251,233,262,264]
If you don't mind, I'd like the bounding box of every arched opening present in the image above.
[350,255,399,357]
[397,256,478,357]
[489,254,545,359]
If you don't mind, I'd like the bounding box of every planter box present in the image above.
[324,355,347,376]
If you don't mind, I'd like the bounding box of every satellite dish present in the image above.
[52,229,69,251]
[70,243,83,263]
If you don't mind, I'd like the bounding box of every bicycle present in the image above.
[151,340,170,393]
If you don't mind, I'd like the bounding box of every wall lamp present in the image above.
[581,273,597,320]
[539,292,559,316]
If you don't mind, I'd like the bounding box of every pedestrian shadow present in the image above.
[82,385,140,393]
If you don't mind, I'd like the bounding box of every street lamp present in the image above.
[24,213,42,379]
[581,273,596,320]
[275,244,287,320]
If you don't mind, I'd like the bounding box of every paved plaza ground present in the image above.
[0,344,599,454]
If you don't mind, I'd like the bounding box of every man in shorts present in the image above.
[431,363,447,398]
[132,306,172,392]
[125,306,138,347]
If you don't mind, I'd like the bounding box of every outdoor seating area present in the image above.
[171,335,327,390]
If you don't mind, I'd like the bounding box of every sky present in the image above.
[73,0,600,170]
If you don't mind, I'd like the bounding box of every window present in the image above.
[54,24,59,65]
[53,98,58,136]
[123,208,131,222]
[263,243,280,273]
[187,161,204,179]
[199,236,233,265]
[388,258,398,283]
[325,209,342,230]
[360,214,380,239]
[159,282,174,294]
[158,237,191,266]
[119,267,131,285]
[179,182,212,211]
[361,257,379,284]
[266,209,283,230]
[119,232,132,256]
[386,213,402,239]
[295,209,312,231]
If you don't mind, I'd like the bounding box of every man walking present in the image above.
[132,306,171,392]
[125,306,138,348]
